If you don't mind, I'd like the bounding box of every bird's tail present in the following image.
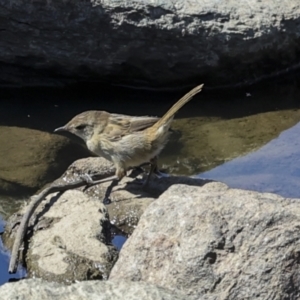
[152,84,204,130]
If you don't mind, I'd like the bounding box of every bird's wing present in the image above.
[102,114,159,142]
[128,116,159,132]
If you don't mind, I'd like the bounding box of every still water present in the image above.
[200,120,300,197]
[1,79,300,284]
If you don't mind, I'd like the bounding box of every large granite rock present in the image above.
[0,0,299,88]
[110,182,300,299]
[0,279,191,300]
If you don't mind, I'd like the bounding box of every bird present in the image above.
[54,84,204,189]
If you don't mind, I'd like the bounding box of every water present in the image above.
[1,79,300,285]
[200,121,300,197]
[112,235,128,251]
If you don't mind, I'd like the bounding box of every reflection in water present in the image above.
[200,121,300,198]
[162,108,300,175]
[112,235,127,251]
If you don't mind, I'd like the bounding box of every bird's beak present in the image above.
[54,126,67,133]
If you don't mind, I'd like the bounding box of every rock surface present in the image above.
[0,278,191,300]
[3,157,210,282]
[0,127,90,196]
[0,0,300,88]
[5,189,118,283]
[110,182,300,299]
[5,155,300,297]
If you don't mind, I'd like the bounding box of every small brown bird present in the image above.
[55,84,204,187]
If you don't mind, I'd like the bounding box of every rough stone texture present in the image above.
[3,157,211,283]
[0,127,90,196]
[110,182,300,299]
[58,157,210,234]
[60,157,156,234]
[0,278,191,300]
[6,189,118,283]
[0,0,300,88]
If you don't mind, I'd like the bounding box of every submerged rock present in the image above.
[0,127,90,196]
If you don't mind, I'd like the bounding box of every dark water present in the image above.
[1,79,300,285]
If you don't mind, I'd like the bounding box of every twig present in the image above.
[8,173,115,274]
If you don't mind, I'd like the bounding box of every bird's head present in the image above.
[54,110,108,143]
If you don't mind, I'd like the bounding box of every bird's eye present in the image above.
[75,125,86,130]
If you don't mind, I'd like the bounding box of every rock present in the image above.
[0,0,299,88]
[58,157,156,234]
[5,189,118,283]
[58,157,211,234]
[0,127,90,196]
[0,278,191,300]
[109,182,300,299]
[3,157,211,283]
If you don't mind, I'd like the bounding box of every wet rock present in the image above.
[0,126,90,196]
[109,182,300,299]
[0,278,191,300]
[0,0,300,88]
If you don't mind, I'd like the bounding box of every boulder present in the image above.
[0,0,299,88]
[0,278,191,300]
[110,182,300,299]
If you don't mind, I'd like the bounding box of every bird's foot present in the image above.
[80,173,95,185]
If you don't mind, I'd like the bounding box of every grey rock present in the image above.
[7,189,118,283]
[109,182,300,299]
[3,157,210,283]
[0,278,191,300]
[0,0,299,88]
[61,157,210,234]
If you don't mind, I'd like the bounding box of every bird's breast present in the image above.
[86,137,113,161]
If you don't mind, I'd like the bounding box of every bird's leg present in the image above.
[80,167,126,204]
[102,166,126,204]
[80,174,118,186]
[127,157,166,187]
[103,179,119,204]
[143,156,158,187]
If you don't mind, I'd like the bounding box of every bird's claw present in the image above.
[80,173,95,185]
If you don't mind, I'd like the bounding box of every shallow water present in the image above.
[1,79,300,285]
[200,120,300,197]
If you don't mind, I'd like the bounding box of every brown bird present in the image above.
[54,84,204,188]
